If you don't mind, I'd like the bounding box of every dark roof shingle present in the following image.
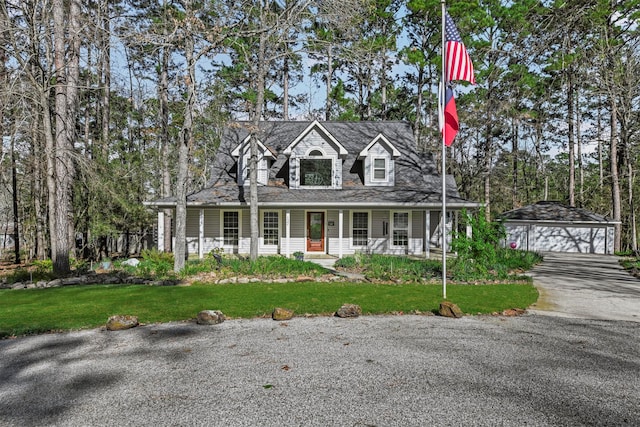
[500,201,613,223]
[153,121,478,208]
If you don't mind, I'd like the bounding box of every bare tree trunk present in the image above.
[413,67,424,144]
[576,93,584,208]
[483,130,492,221]
[174,19,196,271]
[52,0,71,273]
[31,93,46,260]
[249,27,268,262]
[283,49,289,120]
[483,72,496,221]
[533,112,546,197]
[325,46,333,120]
[597,96,604,189]
[380,52,387,120]
[158,54,172,252]
[511,117,518,208]
[101,0,110,156]
[11,136,20,263]
[628,153,636,252]
[610,102,621,252]
[567,73,575,207]
[159,3,173,253]
[43,86,57,262]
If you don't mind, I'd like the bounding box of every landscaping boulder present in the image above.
[501,308,526,317]
[47,278,63,288]
[61,276,86,286]
[335,303,362,318]
[197,310,225,325]
[122,258,140,267]
[272,307,295,321]
[106,315,139,331]
[438,301,464,318]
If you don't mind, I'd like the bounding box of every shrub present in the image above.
[141,249,174,264]
[118,249,177,279]
[32,259,53,274]
[336,254,442,282]
[451,210,506,267]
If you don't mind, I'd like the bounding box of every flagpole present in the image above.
[441,0,447,299]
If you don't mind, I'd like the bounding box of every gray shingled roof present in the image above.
[500,201,616,223]
[150,121,478,208]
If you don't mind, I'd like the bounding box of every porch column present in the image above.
[338,209,343,258]
[425,209,430,259]
[157,211,165,252]
[198,209,205,259]
[286,209,291,257]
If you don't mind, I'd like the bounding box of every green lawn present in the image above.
[0,281,538,338]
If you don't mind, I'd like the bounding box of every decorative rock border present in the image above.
[1,268,362,290]
[1,272,180,290]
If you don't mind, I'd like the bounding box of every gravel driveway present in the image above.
[1,253,640,426]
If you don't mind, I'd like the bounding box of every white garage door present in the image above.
[536,226,605,253]
[505,224,609,254]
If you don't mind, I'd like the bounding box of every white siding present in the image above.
[504,222,614,254]
[363,142,395,186]
[186,209,200,255]
[289,129,342,189]
[504,224,530,251]
[326,209,350,255]
[291,129,339,157]
[410,211,423,254]
[289,210,306,253]
[238,210,250,254]
[181,206,457,257]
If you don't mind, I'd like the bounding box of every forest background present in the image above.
[0,0,639,274]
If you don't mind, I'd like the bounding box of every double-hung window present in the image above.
[263,211,279,246]
[352,212,369,247]
[223,211,239,246]
[372,158,387,182]
[392,212,409,247]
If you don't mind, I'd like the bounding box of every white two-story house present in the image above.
[148,120,478,258]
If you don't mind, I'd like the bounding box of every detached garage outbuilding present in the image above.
[500,201,618,254]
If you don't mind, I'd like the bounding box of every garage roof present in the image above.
[500,201,617,223]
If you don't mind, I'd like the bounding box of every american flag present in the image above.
[445,13,475,84]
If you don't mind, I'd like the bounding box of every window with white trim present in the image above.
[392,212,409,247]
[241,154,268,186]
[263,211,279,246]
[300,157,333,186]
[223,211,239,246]
[372,157,387,181]
[352,212,369,247]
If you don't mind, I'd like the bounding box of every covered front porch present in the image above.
[156,206,473,259]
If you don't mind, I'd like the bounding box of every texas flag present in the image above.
[441,84,459,147]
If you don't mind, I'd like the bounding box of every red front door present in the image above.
[306,212,325,252]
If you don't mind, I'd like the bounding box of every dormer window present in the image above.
[301,148,333,187]
[283,122,346,189]
[231,136,275,186]
[358,134,400,187]
[372,158,387,182]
